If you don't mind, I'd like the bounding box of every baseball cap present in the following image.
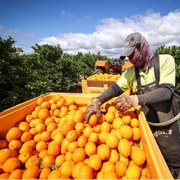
[120,32,142,60]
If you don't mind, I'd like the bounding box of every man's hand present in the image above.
[84,97,102,124]
[113,95,139,112]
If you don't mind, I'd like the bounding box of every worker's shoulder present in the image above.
[158,54,174,61]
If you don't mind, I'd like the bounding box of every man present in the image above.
[84,32,180,178]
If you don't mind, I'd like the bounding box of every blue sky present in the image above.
[0,0,180,57]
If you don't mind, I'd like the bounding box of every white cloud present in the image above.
[39,10,180,58]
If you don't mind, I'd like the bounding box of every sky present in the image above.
[0,0,180,58]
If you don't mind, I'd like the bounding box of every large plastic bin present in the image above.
[0,92,173,179]
[82,79,116,94]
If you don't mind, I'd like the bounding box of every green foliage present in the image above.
[155,45,180,92]
[0,36,113,112]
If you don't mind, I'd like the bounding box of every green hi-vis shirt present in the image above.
[116,54,175,94]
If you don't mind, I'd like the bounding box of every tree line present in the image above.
[0,36,180,112]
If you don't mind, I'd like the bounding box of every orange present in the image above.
[51,128,60,139]
[109,149,120,163]
[53,109,61,117]
[131,147,146,166]
[5,127,22,142]
[42,155,55,167]
[97,171,104,179]
[60,123,74,135]
[35,122,46,133]
[59,110,67,118]
[45,117,55,126]
[112,117,124,129]
[105,112,115,123]
[54,95,62,102]
[120,153,130,166]
[50,103,58,111]
[35,105,42,113]
[25,155,40,168]
[107,105,117,113]
[54,132,64,145]
[77,135,88,148]
[19,144,33,154]
[37,97,44,105]
[140,175,148,179]
[61,106,68,112]
[55,154,65,167]
[68,141,78,153]
[66,130,79,142]
[8,140,22,150]
[0,140,8,149]
[72,148,86,163]
[69,104,78,111]
[99,131,109,144]
[2,157,20,173]
[32,110,38,119]
[20,132,33,142]
[83,126,94,138]
[89,154,102,171]
[102,162,114,173]
[22,165,40,179]
[75,122,84,134]
[57,100,65,108]
[36,141,48,152]
[66,98,75,106]
[41,131,51,142]
[73,113,84,123]
[103,171,118,179]
[65,152,73,161]
[9,169,23,179]
[120,125,133,139]
[101,121,111,132]
[76,164,93,179]
[41,101,51,109]
[39,167,51,179]
[61,138,70,151]
[72,162,85,179]
[85,141,97,157]
[48,169,61,179]
[93,124,101,133]
[18,121,30,132]
[48,143,60,156]
[30,119,44,128]
[0,172,10,179]
[113,129,123,140]
[122,115,131,125]
[25,114,33,123]
[115,161,127,177]
[118,139,132,158]
[38,108,49,120]
[125,164,141,179]
[29,128,37,136]
[106,133,119,148]
[132,127,141,141]
[89,132,99,143]
[60,160,75,177]
[47,122,57,132]
[130,118,139,128]
[89,114,98,125]
[34,133,42,143]
[39,150,48,159]
[18,152,31,164]
[97,144,110,160]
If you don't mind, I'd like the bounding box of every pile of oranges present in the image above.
[0,95,148,179]
[87,73,121,81]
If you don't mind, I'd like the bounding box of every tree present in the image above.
[0,36,30,111]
